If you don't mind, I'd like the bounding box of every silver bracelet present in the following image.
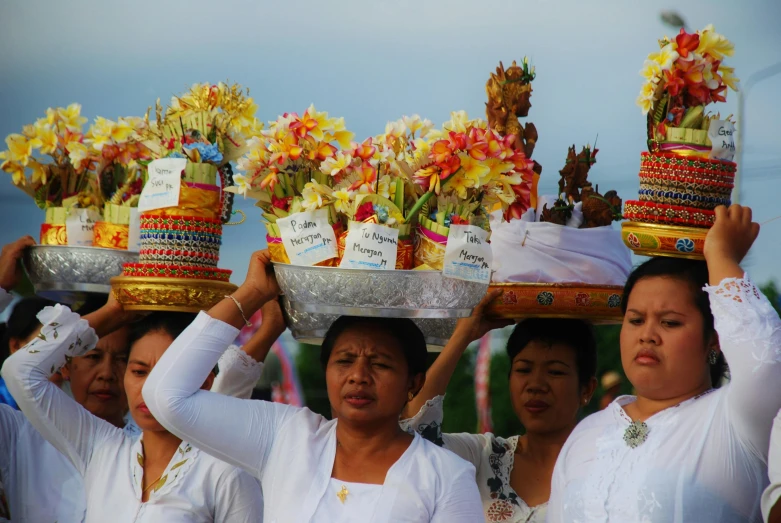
[224,295,252,327]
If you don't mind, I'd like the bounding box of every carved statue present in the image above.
[540,145,622,228]
[486,59,541,174]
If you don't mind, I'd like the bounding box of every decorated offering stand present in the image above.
[622,25,738,259]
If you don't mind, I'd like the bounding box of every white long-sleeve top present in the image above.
[142,311,485,523]
[400,395,547,523]
[0,304,264,523]
[761,410,781,521]
[547,275,781,523]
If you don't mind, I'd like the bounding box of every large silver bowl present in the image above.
[23,245,138,303]
[282,297,457,351]
[273,263,488,319]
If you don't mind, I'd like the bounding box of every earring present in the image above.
[407,392,414,402]
[708,349,719,365]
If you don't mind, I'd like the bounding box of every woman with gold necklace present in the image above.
[143,249,484,522]
[548,204,779,522]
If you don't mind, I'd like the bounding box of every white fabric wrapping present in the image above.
[489,206,631,285]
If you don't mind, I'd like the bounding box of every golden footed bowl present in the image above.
[111,276,237,313]
[621,221,707,260]
[486,282,625,324]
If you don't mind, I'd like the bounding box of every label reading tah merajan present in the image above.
[443,224,493,284]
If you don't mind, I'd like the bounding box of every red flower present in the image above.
[664,69,686,97]
[466,127,488,160]
[450,215,469,225]
[675,29,700,60]
[355,202,375,222]
[710,84,727,103]
[352,138,376,161]
[438,155,461,179]
[271,195,291,211]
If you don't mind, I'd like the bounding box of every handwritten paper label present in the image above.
[708,120,736,162]
[127,208,141,251]
[138,158,185,212]
[277,209,337,266]
[65,208,101,247]
[339,222,399,270]
[442,225,492,283]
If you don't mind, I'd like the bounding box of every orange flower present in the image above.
[290,110,319,139]
[466,127,488,161]
[675,29,700,60]
[348,161,377,192]
[351,138,376,161]
[431,139,453,164]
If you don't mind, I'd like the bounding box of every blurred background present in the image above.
[1,0,779,435]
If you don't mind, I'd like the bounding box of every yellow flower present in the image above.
[111,119,134,143]
[325,117,354,149]
[320,152,353,177]
[418,118,434,138]
[697,25,734,61]
[647,43,679,71]
[719,65,740,91]
[332,188,354,213]
[58,103,87,132]
[35,126,58,155]
[28,159,48,185]
[377,177,391,199]
[1,160,26,185]
[444,111,470,133]
[3,134,41,165]
[460,153,491,187]
[448,171,475,199]
[67,142,90,170]
[301,186,324,210]
[639,81,656,100]
[232,173,250,196]
[636,93,653,115]
[402,115,423,135]
[640,60,662,82]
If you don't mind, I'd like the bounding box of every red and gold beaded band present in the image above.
[121,263,232,282]
[623,200,715,227]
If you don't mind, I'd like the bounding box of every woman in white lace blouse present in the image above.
[142,250,484,523]
[1,296,270,522]
[400,301,599,523]
[547,204,778,522]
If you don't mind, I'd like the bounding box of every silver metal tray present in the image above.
[273,263,487,319]
[23,245,138,303]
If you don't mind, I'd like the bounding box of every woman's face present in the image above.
[620,276,715,401]
[125,330,214,432]
[509,341,591,435]
[326,325,423,426]
[62,327,129,427]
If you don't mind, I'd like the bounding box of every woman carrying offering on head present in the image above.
[1,295,268,522]
[547,204,778,522]
[141,250,484,523]
[400,298,598,523]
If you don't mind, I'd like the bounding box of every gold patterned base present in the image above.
[110,276,237,313]
[621,221,707,260]
[486,282,625,323]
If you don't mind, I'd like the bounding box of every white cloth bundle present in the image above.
[489,201,631,285]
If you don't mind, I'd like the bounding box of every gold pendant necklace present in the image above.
[337,485,349,504]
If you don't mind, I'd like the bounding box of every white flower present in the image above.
[232,173,249,197]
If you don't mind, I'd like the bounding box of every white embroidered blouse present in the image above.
[142,311,485,523]
[547,275,781,523]
[400,395,547,523]
[0,303,264,523]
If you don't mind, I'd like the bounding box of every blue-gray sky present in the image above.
[1,0,779,283]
